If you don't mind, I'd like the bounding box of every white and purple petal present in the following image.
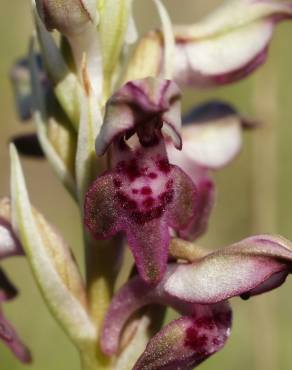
[95,78,182,156]
[173,0,292,87]
[165,235,292,303]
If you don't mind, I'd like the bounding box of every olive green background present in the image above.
[1,1,292,369]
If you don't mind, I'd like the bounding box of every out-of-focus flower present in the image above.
[84,77,198,284]
[125,0,292,87]
[0,198,31,363]
[101,234,292,370]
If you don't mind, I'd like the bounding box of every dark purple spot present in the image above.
[116,192,137,210]
[166,179,174,189]
[126,159,141,181]
[131,206,164,225]
[113,178,122,188]
[143,197,154,208]
[157,158,170,174]
[196,317,215,331]
[141,186,152,195]
[149,172,158,179]
[132,189,139,194]
[184,326,208,354]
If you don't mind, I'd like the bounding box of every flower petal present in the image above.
[85,161,197,284]
[133,303,231,370]
[165,235,292,303]
[101,271,231,358]
[0,310,32,363]
[95,78,182,155]
[167,143,215,240]
[180,101,244,169]
[173,0,292,87]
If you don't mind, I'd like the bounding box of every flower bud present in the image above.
[35,0,97,36]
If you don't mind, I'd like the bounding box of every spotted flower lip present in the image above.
[85,78,197,284]
[100,234,292,369]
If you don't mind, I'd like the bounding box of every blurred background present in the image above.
[1,0,292,369]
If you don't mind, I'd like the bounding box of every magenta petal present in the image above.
[127,219,169,284]
[0,311,32,363]
[165,235,292,303]
[133,303,231,370]
[166,166,197,231]
[85,148,197,284]
[179,176,215,240]
[100,276,153,355]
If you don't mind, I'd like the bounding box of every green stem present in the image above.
[80,344,114,370]
[80,233,123,369]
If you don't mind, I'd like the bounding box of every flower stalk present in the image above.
[5,0,292,369]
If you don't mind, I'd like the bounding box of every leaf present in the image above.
[10,144,96,347]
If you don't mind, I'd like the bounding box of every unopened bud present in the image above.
[35,0,97,36]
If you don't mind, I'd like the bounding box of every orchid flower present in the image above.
[84,77,197,284]
[101,235,292,370]
[0,198,31,363]
[125,0,292,87]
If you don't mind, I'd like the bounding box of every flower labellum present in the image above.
[84,78,197,284]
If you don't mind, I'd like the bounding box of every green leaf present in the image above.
[10,144,96,347]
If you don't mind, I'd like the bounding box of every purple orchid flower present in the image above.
[84,78,198,284]
[0,198,32,363]
[100,234,292,370]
